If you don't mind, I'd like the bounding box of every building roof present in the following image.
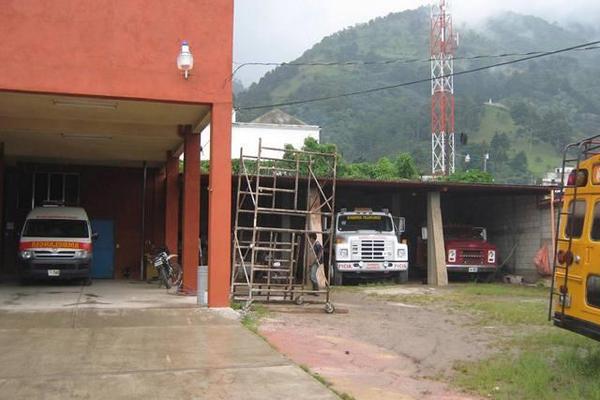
[209,174,553,196]
[333,177,553,195]
[251,109,307,125]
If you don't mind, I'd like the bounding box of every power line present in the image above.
[235,40,600,111]
[231,46,600,78]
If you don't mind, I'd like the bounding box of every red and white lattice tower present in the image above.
[430,0,457,175]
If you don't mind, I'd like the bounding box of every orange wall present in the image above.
[0,0,233,104]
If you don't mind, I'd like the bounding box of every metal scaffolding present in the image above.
[231,140,337,313]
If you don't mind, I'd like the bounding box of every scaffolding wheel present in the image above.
[243,299,253,313]
[324,302,335,314]
[295,296,304,305]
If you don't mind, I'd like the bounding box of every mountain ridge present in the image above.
[235,8,600,182]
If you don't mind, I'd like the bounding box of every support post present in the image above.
[306,188,322,287]
[182,125,200,294]
[140,161,147,280]
[427,191,448,286]
[208,103,232,307]
[164,152,179,256]
[0,143,4,270]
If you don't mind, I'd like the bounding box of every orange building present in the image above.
[0,0,234,306]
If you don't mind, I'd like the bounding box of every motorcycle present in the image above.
[152,248,183,290]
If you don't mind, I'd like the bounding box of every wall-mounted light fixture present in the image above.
[177,40,194,80]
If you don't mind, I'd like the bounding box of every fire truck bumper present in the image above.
[336,261,408,272]
[446,264,496,273]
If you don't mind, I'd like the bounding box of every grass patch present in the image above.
[368,283,550,326]
[364,282,600,399]
[299,364,357,400]
[240,303,269,334]
[455,330,600,400]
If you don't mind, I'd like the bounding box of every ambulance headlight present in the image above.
[74,250,90,259]
[20,250,33,260]
[339,248,349,258]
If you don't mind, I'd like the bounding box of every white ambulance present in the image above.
[19,206,94,283]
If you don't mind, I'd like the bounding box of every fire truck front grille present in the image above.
[360,240,386,261]
[461,250,484,264]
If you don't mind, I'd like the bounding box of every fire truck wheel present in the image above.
[333,270,344,286]
[477,272,495,283]
[394,271,408,284]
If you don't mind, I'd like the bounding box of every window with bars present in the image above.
[33,173,80,207]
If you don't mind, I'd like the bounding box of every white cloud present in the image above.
[234,0,600,86]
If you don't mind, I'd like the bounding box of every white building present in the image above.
[542,166,573,186]
[201,109,320,160]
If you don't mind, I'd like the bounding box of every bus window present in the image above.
[592,202,600,241]
[565,200,586,238]
[587,275,600,308]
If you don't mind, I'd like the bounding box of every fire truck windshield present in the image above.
[445,226,485,241]
[337,215,394,232]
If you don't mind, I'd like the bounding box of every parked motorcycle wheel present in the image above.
[169,262,183,289]
[159,267,171,289]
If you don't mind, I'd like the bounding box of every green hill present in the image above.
[236,8,600,183]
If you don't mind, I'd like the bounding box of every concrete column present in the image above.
[306,188,323,285]
[182,126,200,294]
[427,191,448,286]
[0,143,4,270]
[208,103,232,307]
[164,152,179,256]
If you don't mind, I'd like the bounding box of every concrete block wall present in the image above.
[484,195,553,281]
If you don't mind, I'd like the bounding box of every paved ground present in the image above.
[0,281,338,399]
[260,287,489,400]
[0,279,196,310]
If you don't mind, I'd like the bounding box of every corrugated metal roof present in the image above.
[220,174,553,195]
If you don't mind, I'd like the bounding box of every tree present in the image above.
[372,157,396,180]
[447,169,494,183]
[394,153,419,179]
[490,133,510,163]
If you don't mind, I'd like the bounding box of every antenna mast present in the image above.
[431,0,457,175]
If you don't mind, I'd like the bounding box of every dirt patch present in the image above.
[259,289,492,400]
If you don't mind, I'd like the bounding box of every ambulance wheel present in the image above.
[82,277,93,286]
[295,296,304,305]
[324,302,335,314]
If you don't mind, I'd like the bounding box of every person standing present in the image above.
[308,233,323,292]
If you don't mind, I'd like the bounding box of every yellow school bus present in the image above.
[551,135,600,340]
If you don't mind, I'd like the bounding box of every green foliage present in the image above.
[283,137,337,177]
[394,153,420,179]
[447,169,494,183]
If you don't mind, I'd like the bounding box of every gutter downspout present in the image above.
[141,161,147,280]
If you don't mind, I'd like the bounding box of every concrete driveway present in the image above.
[0,280,196,310]
[0,282,338,399]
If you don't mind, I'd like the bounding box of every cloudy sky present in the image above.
[233,0,600,86]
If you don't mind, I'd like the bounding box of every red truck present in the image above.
[416,225,497,281]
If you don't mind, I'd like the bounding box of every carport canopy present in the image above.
[0,91,209,165]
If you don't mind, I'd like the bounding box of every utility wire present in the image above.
[235,40,600,111]
[232,46,599,73]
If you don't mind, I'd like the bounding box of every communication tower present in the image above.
[430,0,457,175]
